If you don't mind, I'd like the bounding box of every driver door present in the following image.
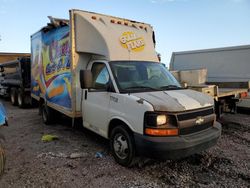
[82,62,111,137]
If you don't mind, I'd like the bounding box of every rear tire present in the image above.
[41,103,54,125]
[110,125,136,167]
[10,88,18,106]
[17,89,25,108]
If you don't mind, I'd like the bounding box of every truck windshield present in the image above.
[109,61,181,93]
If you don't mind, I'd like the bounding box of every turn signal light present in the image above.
[240,92,248,98]
[145,128,178,136]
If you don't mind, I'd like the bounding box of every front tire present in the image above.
[110,126,136,167]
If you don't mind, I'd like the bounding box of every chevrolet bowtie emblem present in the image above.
[195,116,204,125]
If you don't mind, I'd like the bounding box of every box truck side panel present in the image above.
[31,26,72,111]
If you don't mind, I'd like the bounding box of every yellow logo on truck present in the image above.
[120,31,145,52]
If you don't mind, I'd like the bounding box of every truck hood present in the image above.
[132,89,213,112]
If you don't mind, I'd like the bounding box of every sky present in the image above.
[0,0,249,65]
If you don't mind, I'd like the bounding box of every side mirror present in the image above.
[80,70,93,89]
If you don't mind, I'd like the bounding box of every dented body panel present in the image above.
[133,90,213,112]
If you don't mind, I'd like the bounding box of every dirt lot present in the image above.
[0,99,249,188]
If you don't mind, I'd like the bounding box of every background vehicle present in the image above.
[0,57,32,107]
[169,45,250,116]
[0,52,30,64]
[31,10,221,166]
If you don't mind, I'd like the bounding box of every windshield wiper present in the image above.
[160,85,182,90]
[124,86,159,91]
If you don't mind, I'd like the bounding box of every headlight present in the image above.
[144,112,178,136]
[144,113,168,127]
[156,115,167,126]
[144,112,177,128]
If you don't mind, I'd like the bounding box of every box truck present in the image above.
[31,9,221,166]
[0,56,32,107]
[169,45,250,112]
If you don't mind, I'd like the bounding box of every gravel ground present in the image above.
[0,99,249,188]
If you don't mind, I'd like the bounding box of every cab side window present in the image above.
[91,63,110,90]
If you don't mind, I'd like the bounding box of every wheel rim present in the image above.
[113,133,129,160]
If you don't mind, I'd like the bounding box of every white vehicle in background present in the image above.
[31,9,221,166]
[170,45,250,116]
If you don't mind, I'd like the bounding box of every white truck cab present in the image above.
[31,10,221,166]
[80,60,221,166]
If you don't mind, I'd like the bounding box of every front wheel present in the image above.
[110,126,136,167]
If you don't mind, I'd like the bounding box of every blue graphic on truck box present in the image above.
[31,26,72,109]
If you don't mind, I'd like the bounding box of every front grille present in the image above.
[177,108,214,121]
[179,122,213,135]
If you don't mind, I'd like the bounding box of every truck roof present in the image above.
[73,9,150,25]
[37,10,152,33]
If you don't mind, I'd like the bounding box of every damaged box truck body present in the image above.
[31,9,221,166]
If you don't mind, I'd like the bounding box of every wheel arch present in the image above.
[108,118,135,139]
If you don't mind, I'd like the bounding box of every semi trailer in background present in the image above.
[31,9,221,166]
[170,45,250,116]
[0,52,30,64]
[0,54,32,107]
